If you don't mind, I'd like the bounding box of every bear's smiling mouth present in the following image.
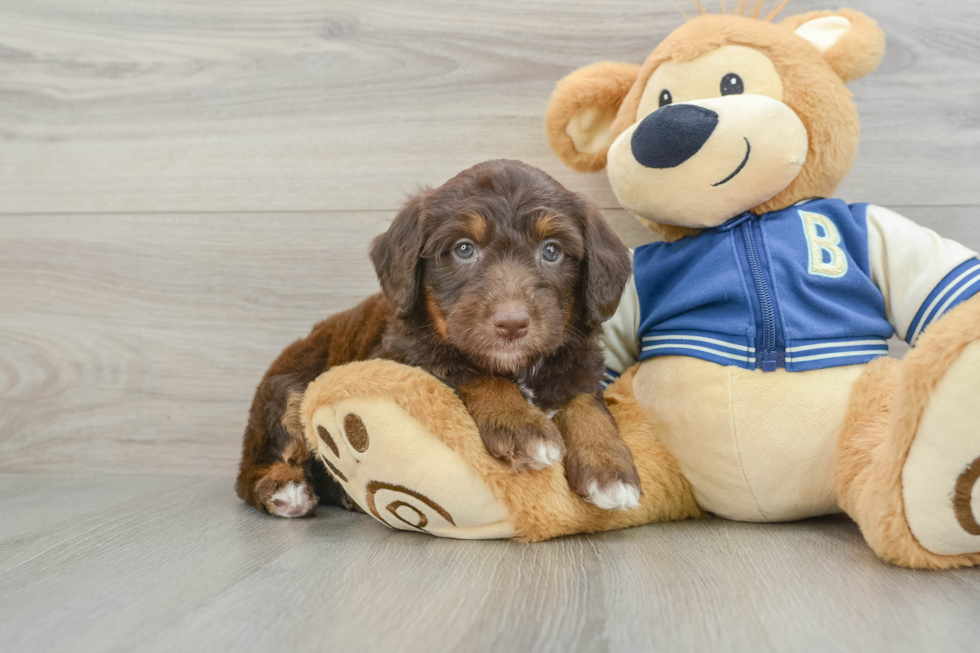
[712,137,751,187]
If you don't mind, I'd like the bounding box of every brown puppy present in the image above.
[235,159,641,518]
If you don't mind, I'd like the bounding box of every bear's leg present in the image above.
[300,360,701,541]
[836,296,980,568]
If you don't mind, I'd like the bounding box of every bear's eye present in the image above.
[720,73,744,96]
[658,89,672,108]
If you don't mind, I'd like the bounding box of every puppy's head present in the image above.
[370,159,630,374]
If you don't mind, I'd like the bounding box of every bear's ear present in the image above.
[781,9,885,83]
[545,61,640,173]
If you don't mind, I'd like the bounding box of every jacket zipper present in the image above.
[740,220,779,371]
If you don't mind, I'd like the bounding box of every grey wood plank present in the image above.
[0,474,977,653]
[0,0,978,214]
[0,212,384,476]
[1,207,976,476]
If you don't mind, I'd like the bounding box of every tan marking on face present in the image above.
[465,213,487,243]
[425,287,450,340]
[535,213,561,239]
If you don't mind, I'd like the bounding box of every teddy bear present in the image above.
[298,6,980,569]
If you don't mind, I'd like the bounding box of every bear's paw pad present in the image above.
[308,396,516,540]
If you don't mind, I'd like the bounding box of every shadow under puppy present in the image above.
[236,159,640,517]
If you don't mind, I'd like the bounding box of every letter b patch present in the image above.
[799,210,848,279]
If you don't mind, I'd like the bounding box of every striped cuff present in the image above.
[640,332,756,370]
[784,338,889,372]
[600,368,621,389]
[907,258,980,345]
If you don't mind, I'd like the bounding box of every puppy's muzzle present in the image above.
[492,302,530,341]
[631,104,719,169]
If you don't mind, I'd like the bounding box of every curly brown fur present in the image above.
[235,293,390,516]
[370,160,637,500]
[457,377,565,472]
[554,393,641,502]
[371,160,630,402]
[237,160,636,516]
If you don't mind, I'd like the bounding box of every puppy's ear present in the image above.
[370,192,428,318]
[545,62,641,173]
[579,199,631,328]
[781,9,885,83]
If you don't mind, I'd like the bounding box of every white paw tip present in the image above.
[527,440,563,470]
[270,481,314,518]
[586,480,641,511]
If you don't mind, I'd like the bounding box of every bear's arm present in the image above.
[599,268,641,388]
[864,204,980,345]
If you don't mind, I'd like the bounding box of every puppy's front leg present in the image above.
[458,378,565,471]
[554,393,641,511]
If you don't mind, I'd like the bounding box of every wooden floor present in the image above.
[2,474,978,653]
[1,1,979,651]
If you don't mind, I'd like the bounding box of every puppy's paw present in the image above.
[526,437,564,471]
[257,478,317,518]
[565,444,642,512]
[479,415,565,472]
[585,479,641,511]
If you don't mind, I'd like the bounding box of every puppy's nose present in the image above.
[631,104,719,169]
[492,304,530,340]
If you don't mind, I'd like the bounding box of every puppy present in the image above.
[235,159,641,518]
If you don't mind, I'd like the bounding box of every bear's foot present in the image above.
[838,297,980,568]
[903,341,980,556]
[301,361,518,539]
[298,360,702,542]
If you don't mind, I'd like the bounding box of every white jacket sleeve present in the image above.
[599,270,641,388]
[865,205,980,345]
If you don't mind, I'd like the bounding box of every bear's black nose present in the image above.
[630,104,719,169]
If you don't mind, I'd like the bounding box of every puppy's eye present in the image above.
[540,241,563,264]
[452,238,478,261]
[659,89,672,108]
[720,73,744,96]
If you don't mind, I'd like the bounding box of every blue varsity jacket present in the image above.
[601,199,980,384]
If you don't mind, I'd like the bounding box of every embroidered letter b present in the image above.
[799,211,848,278]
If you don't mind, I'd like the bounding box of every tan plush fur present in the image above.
[545,12,882,221]
[302,360,701,541]
[836,295,980,568]
[615,15,864,217]
[834,356,899,519]
[294,10,977,564]
[545,61,641,173]
[538,9,980,568]
[634,214,701,244]
[779,9,886,83]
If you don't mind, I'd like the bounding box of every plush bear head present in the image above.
[545,6,885,241]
